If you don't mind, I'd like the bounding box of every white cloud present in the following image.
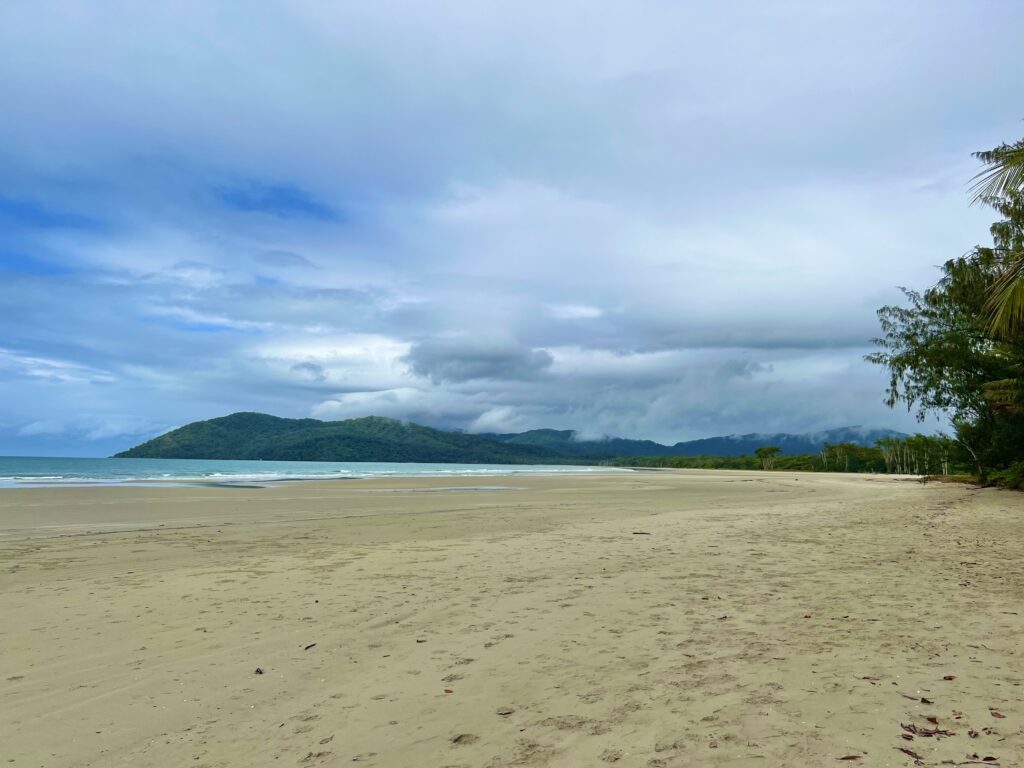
[547,304,603,320]
[17,416,164,441]
[0,348,115,384]
[17,420,67,437]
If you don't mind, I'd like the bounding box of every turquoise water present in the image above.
[0,456,621,488]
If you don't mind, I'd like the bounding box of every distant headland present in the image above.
[115,411,906,464]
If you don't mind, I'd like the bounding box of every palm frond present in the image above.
[970,141,1024,204]
[980,377,1024,414]
[984,255,1024,337]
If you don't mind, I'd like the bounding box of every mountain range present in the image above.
[114,412,906,463]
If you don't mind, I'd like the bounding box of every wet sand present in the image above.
[1,471,1022,767]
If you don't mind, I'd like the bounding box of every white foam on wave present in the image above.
[0,458,630,488]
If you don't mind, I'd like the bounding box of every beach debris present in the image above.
[444,688,454,694]
[965,753,1000,764]
[837,755,863,760]
[901,722,955,738]
[899,692,935,704]
[969,730,979,738]
[254,667,264,675]
[989,709,1005,718]
[304,643,317,651]
[319,736,334,745]
[299,751,332,763]
[416,638,426,643]
[895,745,924,761]
[926,716,939,724]
[708,739,718,749]
[943,675,957,680]
[632,531,652,535]
[496,706,514,716]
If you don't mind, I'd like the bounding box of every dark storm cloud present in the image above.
[0,1,1020,453]
[404,340,554,383]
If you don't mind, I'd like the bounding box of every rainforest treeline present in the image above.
[864,135,1024,489]
[608,434,967,478]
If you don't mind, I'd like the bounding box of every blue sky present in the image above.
[1,1,1022,456]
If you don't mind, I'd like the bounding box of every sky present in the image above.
[1,1,1023,456]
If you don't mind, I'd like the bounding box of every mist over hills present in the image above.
[485,426,906,459]
[115,412,906,463]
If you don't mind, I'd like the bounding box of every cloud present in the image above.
[0,1,1019,454]
[17,420,66,437]
[548,304,603,320]
[218,182,341,221]
[291,361,327,382]
[0,194,103,231]
[16,416,164,441]
[253,249,317,269]
[0,347,115,384]
[312,387,488,426]
[404,339,554,383]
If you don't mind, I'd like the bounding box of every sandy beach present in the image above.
[1,470,1022,767]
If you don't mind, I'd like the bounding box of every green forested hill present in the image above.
[114,412,565,464]
[482,428,670,458]
[116,412,907,464]
[484,426,906,458]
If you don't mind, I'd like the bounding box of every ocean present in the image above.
[0,456,622,488]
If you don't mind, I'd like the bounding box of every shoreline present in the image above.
[0,458,626,491]
[3,471,1021,766]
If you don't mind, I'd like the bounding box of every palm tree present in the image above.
[983,257,1024,336]
[971,140,1024,204]
[972,138,1024,337]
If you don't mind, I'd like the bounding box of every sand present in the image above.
[1,470,1022,767]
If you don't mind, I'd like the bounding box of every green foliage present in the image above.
[980,192,1024,337]
[874,433,979,475]
[116,412,569,464]
[120,415,900,465]
[609,445,847,473]
[867,185,1024,478]
[608,453,820,471]
[754,445,781,469]
[867,254,1000,420]
[120,413,962,476]
[988,460,1024,489]
[971,139,1024,204]
[488,429,669,459]
[610,435,974,476]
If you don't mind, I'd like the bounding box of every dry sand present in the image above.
[1,470,1022,767]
